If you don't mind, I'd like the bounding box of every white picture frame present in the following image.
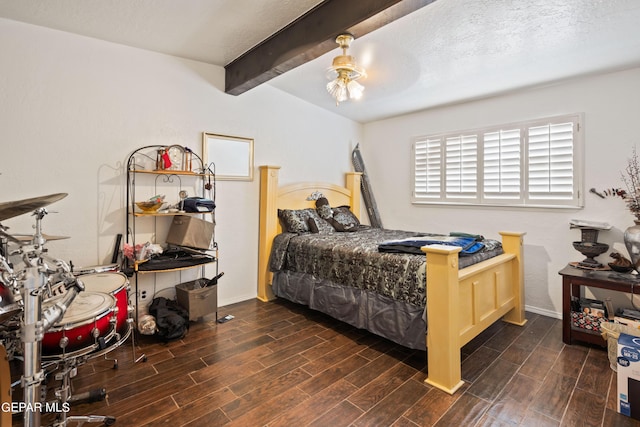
[202,133,254,181]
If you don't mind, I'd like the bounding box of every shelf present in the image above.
[134,256,215,273]
[130,211,213,217]
[126,144,218,329]
[560,265,635,346]
[132,169,211,177]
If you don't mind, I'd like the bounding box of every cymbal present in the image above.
[13,234,70,242]
[0,193,68,222]
[0,229,21,245]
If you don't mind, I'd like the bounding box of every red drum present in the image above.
[0,281,20,323]
[78,273,130,334]
[73,263,119,276]
[42,291,116,358]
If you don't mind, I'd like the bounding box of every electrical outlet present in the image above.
[140,290,147,300]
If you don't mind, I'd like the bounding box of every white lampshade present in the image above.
[347,79,364,100]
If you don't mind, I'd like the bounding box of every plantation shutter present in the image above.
[413,137,442,199]
[483,129,521,200]
[527,121,574,200]
[411,114,581,207]
[445,134,478,199]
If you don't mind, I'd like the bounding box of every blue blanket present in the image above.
[378,234,484,255]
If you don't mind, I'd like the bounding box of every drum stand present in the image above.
[18,252,115,426]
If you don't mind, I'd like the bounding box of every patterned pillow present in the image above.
[307,210,335,234]
[278,208,333,234]
[332,206,360,230]
[315,197,333,220]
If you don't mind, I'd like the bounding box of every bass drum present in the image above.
[79,273,131,334]
[41,291,116,359]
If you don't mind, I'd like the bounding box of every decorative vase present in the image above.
[624,221,640,272]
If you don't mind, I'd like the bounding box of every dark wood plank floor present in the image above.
[11,298,640,426]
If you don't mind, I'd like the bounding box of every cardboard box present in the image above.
[166,215,214,249]
[617,333,640,420]
[175,279,217,321]
[616,317,640,331]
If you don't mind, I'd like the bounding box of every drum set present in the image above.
[0,194,136,427]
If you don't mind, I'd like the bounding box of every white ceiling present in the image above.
[1,0,640,123]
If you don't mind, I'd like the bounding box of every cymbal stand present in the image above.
[20,267,79,427]
[20,266,45,427]
[31,207,49,248]
[19,240,81,427]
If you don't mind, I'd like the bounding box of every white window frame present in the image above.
[412,113,584,209]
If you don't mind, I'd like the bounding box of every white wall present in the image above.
[362,67,640,318]
[0,18,362,311]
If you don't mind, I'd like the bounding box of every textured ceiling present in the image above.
[1,0,640,123]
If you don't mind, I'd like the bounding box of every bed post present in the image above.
[499,231,527,326]
[344,172,362,220]
[258,165,280,302]
[422,244,465,395]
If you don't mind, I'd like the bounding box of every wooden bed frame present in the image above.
[257,165,526,394]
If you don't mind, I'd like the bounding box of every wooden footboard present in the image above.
[422,231,526,394]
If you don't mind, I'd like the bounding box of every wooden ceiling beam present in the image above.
[224,0,436,95]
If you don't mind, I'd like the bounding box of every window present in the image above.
[412,114,583,208]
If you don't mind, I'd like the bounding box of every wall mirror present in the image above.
[202,133,254,181]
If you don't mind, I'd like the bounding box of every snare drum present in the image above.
[73,263,119,276]
[42,291,116,358]
[78,273,130,334]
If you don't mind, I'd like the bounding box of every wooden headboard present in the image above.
[257,165,362,301]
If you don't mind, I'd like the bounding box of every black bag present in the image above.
[182,197,215,213]
[148,297,189,341]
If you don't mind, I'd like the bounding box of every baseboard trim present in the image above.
[525,305,561,319]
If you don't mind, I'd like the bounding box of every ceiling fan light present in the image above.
[326,33,366,105]
[326,78,347,104]
[327,78,344,95]
[347,79,364,100]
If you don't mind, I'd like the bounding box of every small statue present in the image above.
[610,252,633,267]
[609,251,634,273]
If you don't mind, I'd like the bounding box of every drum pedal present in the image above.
[68,387,107,404]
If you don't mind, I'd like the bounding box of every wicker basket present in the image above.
[601,322,640,371]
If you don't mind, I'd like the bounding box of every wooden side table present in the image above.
[559,265,640,345]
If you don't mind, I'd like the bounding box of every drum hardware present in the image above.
[20,266,47,427]
[46,357,115,427]
[1,345,10,427]
[19,265,83,427]
[0,193,117,426]
[71,264,120,276]
[13,233,70,244]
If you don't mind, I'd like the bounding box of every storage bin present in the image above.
[166,215,214,250]
[601,322,640,371]
[571,311,607,333]
[175,279,217,321]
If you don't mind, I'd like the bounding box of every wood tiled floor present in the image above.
[11,298,640,426]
